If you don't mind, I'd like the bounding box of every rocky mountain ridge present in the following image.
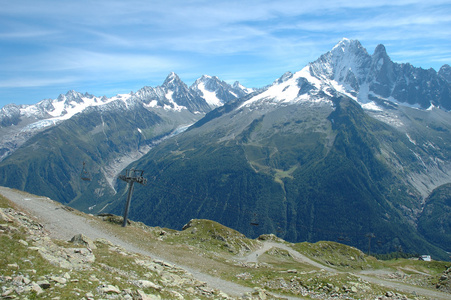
[0,73,251,162]
[309,39,451,110]
[235,39,451,112]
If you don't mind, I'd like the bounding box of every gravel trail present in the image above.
[241,241,335,271]
[241,240,450,300]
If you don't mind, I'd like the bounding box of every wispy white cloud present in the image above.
[1,49,184,87]
[0,0,450,105]
[0,76,77,88]
[0,29,59,39]
[50,49,181,73]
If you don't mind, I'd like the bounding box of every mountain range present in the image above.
[0,38,450,260]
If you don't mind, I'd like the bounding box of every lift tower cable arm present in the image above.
[118,169,147,227]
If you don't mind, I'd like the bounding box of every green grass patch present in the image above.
[293,241,385,270]
[0,193,12,209]
[164,219,260,255]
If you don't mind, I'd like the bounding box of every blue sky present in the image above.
[1,0,450,107]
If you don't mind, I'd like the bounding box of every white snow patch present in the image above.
[239,65,324,108]
[388,97,423,110]
[20,119,59,131]
[411,150,427,169]
[48,94,130,120]
[427,103,437,111]
[47,99,67,117]
[361,101,382,111]
[21,104,41,117]
[332,38,351,51]
[17,93,135,132]
[357,83,370,104]
[198,82,221,106]
[109,93,132,103]
[328,79,357,100]
[145,100,158,108]
[164,102,185,111]
[165,90,174,101]
[234,82,254,94]
[296,65,323,89]
[424,141,436,149]
[406,133,416,145]
[370,112,405,128]
[163,91,185,111]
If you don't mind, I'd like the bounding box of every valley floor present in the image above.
[1,186,450,300]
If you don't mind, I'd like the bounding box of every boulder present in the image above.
[69,234,97,250]
[50,276,67,284]
[30,282,44,295]
[99,284,121,294]
[133,280,162,290]
[0,209,13,222]
[137,290,161,300]
[37,280,51,289]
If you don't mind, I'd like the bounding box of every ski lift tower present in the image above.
[118,169,147,227]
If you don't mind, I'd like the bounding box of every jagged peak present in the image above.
[57,90,84,103]
[232,81,254,94]
[439,64,451,83]
[163,72,182,86]
[333,37,352,48]
[316,39,369,68]
[66,90,85,98]
[275,71,294,84]
[232,81,246,90]
[199,74,213,80]
[192,75,221,85]
[331,38,364,53]
[373,44,389,59]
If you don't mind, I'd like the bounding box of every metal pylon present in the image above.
[118,169,147,227]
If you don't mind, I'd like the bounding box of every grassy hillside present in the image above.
[418,183,451,252]
[0,104,170,206]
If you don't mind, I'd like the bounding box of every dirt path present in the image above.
[240,241,335,272]
[0,187,255,298]
[241,240,450,300]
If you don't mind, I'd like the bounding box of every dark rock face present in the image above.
[310,39,451,110]
[0,104,21,127]
[439,64,451,83]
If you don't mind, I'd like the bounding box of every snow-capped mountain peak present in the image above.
[239,65,325,109]
[239,39,451,112]
[190,74,253,107]
[191,76,223,107]
[163,72,184,87]
[0,72,252,161]
[312,39,370,86]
